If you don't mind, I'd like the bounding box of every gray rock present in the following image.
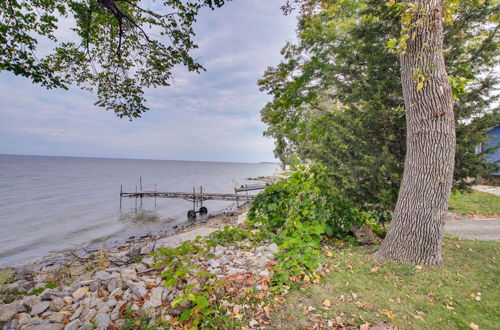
[3,319,17,329]
[93,271,110,281]
[227,267,245,276]
[208,259,220,268]
[145,286,163,308]
[62,296,73,306]
[211,268,222,275]
[95,313,110,329]
[107,278,122,293]
[81,308,96,322]
[109,288,123,298]
[0,303,18,323]
[214,245,225,256]
[140,243,154,255]
[141,257,155,268]
[22,295,39,312]
[259,270,270,276]
[49,297,64,312]
[120,268,137,282]
[89,280,100,292]
[267,243,279,254]
[69,306,82,321]
[126,244,142,258]
[64,319,82,330]
[30,301,50,316]
[135,263,147,273]
[40,289,59,301]
[72,286,89,300]
[256,256,270,267]
[47,312,65,323]
[127,281,147,298]
[107,300,117,309]
[17,312,32,326]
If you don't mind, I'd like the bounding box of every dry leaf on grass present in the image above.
[322,299,331,307]
[468,322,480,330]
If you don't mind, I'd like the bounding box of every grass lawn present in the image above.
[448,191,500,217]
[270,239,500,329]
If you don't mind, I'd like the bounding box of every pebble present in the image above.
[49,297,64,312]
[64,319,83,330]
[127,281,148,298]
[62,296,73,305]
[47,311,66,323]
[0,303,18,323]
[72,286,89,299]
[30,301,50,316]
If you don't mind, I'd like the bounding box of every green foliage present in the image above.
[0,0,228,119]
[248,162,366,284]
[206,225,264,248]
[259,0,500,214]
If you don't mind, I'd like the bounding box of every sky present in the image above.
[0,0,296,163]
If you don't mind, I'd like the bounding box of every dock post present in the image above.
[193,187,196,212]
[154,184,157,207]
[140,176,142,191]
[135,185,138,212]
[120,184,123,210]
[200,186,203,209]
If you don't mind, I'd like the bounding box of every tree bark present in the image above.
[374,0,455,265]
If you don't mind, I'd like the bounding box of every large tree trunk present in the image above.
[374,0,456,265]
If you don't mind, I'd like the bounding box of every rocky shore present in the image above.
[0,205,281,329]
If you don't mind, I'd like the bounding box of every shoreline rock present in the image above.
[0,206,283,330]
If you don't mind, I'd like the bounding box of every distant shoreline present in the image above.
[0,153,279,165]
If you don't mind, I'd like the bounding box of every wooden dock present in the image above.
[120,180,268,218]
[121,190,257,202]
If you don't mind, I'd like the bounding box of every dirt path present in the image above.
[444,219,500,242]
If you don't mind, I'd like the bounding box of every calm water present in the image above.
[0,155,278,267]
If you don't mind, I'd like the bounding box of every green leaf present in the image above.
[179,308,192,321]
[195,295,209,308]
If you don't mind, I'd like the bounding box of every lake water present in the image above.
[0,155,278,267]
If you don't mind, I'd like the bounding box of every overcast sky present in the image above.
[0,0,296,163]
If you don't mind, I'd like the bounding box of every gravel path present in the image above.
[444,219,500,242]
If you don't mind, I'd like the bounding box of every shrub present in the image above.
[248,162,367,284]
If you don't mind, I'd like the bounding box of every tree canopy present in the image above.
[0,0,227,119]
[259,0,499,214]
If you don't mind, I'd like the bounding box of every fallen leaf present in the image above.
[263,306,271,319]
[369,267,380,273]
[326,252,334,257]
[468,322,480,330]
[303,274,311,282]
[384,310,395,319]
[249,319,259,327]
[322,299,331,307]
[360,323,371,330]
